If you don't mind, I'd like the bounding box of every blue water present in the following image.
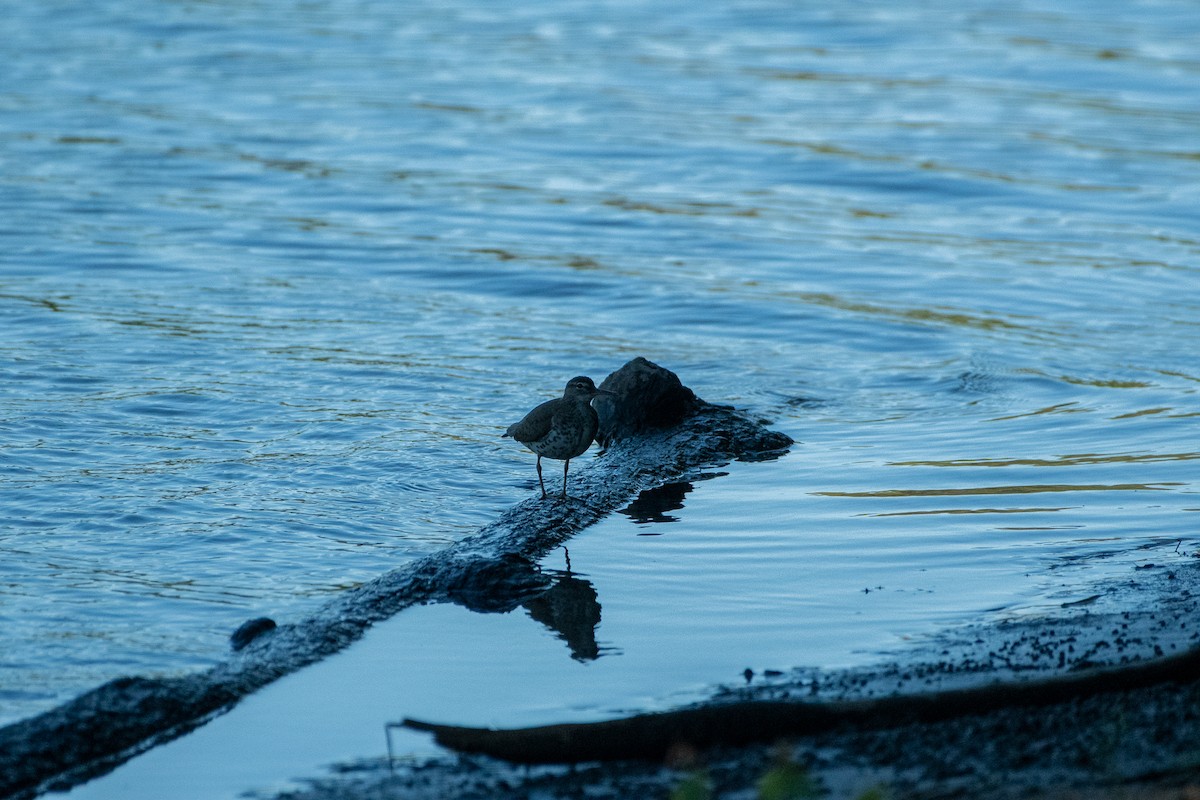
[4,0,1200,741]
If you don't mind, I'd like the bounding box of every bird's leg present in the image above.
[536,455,547,499]
[561,458,570,500]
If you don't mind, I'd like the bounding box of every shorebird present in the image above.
[504,376,613,500]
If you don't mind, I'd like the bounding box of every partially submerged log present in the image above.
[403,643,1200,764]
[0,357,791,799]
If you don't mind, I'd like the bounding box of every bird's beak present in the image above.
[595,388,617,397]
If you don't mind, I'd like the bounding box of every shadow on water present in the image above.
[446,477,743,666]
[616,472,736,530]
[618,480,694,527]
[522,568,603,662]
[491,470,756,662]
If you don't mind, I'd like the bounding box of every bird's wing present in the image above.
[505,399,555,443]
[554,404,598,446]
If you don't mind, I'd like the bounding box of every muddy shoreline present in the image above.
[260,559,1200,800]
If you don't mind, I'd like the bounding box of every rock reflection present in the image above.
[618,481,694,525]
[523,568,602,662]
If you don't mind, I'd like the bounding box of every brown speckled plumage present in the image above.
[504,376,610,499]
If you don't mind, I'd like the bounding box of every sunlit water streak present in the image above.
[2,0,1199,737]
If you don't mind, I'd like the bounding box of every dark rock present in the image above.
[595,357,700,445]
[230,617,277,651]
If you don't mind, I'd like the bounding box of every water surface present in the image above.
[3,0,1199,748]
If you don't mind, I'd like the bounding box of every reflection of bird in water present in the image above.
[504,376,614,500]
[619,481,693,525]
[524,568,603,661]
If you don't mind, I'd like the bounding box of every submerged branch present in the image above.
[404,644,1200,764]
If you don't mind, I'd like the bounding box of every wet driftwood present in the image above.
[403,643,1200,764]
[0,357,791,799]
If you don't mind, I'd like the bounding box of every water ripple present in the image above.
[2,0,1199,729]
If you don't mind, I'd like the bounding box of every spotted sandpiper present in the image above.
[504,376,613,500]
